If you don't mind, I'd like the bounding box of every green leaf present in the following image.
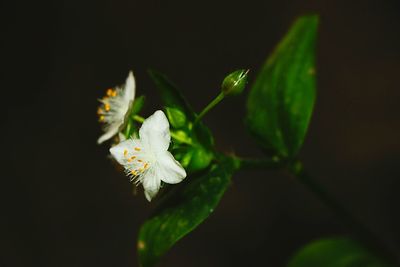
[165,107,187,129]
[185,146,213,172]
[288,237,392,267]
[121,95,146,138]
[148,69,195,121]
[137,157,238,267]
[123,119,136,138]
[171,145,213,173]
[246,15,318,158]
[131,95,146,115]
[148,69,214,149]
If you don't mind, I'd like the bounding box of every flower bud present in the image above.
[221,69,249,96]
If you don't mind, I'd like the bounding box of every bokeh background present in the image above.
[2,0,400,266]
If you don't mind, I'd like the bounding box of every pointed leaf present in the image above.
[137,157,238,267]
[131,95,146,115]
[165,107,187,129]
[148,69,195,121]
[246,15,318,158]
[288,237,392,267]
[148,69,214,149]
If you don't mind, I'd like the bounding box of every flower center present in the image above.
[97,88,118,122]
[122,147,152,181]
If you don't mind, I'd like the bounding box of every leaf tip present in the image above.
[299,14,319,23]
[293,14,319,35]
[146,68,158,79]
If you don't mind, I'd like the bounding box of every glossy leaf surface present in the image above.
[137,157,238,267]
[288,237,392,267]
[246,15,318,157]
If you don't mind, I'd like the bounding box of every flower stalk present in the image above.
[236,156,283,170]
[194,92,225,125]
[289,160,398,264]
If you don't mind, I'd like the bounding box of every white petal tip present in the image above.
[127,71,134,83]
[109,146,117,156]
[124,71,136,101]
[97,124,120,145]
[154,109,165,117]
[144,191,155,202]
[97,136,106,144]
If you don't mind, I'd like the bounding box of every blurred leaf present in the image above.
[171,145,213,173]
[137,156,238,267]
[192,122,214,150]
[148,69,214,149]
[148,69,195,120]
[131,95,146,115]
[173,148,193,169]
[122,95,145,138]
[123,119,136,138]
[288,237,392,267]
[185,145,213,172]
[246,15,318,158]
[165,107,187,129]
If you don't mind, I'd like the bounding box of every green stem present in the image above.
[132,114,193,146]
[170,132,193,146]
[123,118,133,137]
[290,160,397,264]
[194,92,225,125]
[132,114,145,123]
[238,156,283,170]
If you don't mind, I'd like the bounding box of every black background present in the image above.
[2,0,400,266]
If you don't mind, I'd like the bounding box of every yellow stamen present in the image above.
[123,150,128,156]
[99,115,105,122]
[111,90,117,97]
[131,170,138,176]
[144,163,149,169]
[106,88,114,97]
[127,156,136,163]
[104,103,111,111]
[97,107,103,115]
[134,147,141,151]
[137,159,143,163]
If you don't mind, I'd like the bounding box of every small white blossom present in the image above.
[110,110,187,201]
[97,71,136,144]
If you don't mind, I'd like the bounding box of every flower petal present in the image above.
[139,110,171,152]
[97,123,120,144]
[109,138,143,165]
[117,132,127,142]
[123,71,136,102]
[156,151,187,184]
[142,173,161,202]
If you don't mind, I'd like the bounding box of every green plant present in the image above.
[96,15,396,267]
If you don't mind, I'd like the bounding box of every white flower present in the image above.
[109,110,187,201]
[97,71,136,144]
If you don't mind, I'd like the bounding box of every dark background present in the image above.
[1,0,400,266]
